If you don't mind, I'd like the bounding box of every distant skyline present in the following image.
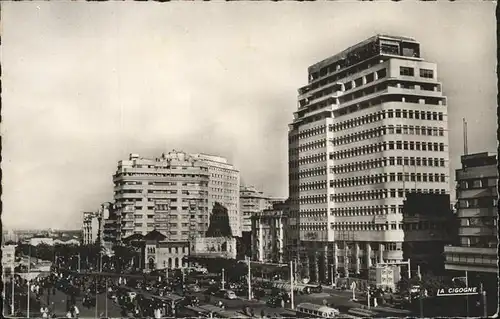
[1,2,496,230]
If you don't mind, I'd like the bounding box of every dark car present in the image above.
[253,288,266,299]
[183,295,200,307]
[266,296,282,308]
[205,285,219,295]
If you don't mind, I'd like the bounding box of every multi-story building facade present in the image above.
[101,202,119,249]
[251,200,289,264]
[82,211,101,245]
[2,244,17,275]
[240,185,275,233]
[114,151,210,242]
[444,152,498,317]
[192,154,241,237]
[288,35,449,282]
[444,153,498,273]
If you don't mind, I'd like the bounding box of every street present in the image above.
[10,286,124,318]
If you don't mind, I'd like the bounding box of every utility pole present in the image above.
[95,250,102,319]
[221,268,225,290]
[95,275,99,319]
[330,264,335,287]
[367,288,371,309]
[12,274,15,315]
[105,279,108,318]
[1,270,5,313]
[247,256,252,300]
[417,265,423,318]
[290,260,295,310]
[27,245,31,318]
[463,118,468,156]
[465,270,470,317]
[482,291,487,317]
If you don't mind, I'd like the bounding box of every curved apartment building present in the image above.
[114,151,210,242]
[288,35,449,282]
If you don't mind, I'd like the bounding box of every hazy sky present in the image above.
[1,2,496,230]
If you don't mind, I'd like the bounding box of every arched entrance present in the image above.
[148,258,155,271]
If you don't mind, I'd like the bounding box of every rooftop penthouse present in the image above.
[299,34,422,95]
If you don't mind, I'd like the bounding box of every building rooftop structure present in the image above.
[306,34,421,76]
[288,34,449,283]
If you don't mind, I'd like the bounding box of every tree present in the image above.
[112,245,137,271]
[206,203,233,237]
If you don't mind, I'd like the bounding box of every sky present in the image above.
[1,1,497,230]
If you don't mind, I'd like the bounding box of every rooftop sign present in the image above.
[437,287,479,297]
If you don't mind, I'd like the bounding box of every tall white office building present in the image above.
[288,35,449,282]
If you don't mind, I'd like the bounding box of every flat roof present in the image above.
[308,34,418,73]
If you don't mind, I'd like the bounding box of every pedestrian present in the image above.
[42,307,49,318]
[73,305,79,318]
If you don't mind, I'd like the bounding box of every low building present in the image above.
[190,237,237,259]
[251,200,289,264]
[368,264,401,291]
[124,230,190,271]
[29,237,54,246]
[53,239,80,246]
[402,193,457,275]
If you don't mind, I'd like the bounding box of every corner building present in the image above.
[114,151,210,242]
[288,35,449,283]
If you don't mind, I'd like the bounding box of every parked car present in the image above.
[188,284,201,292]
[224,290,237,300]
[266,296,278,307]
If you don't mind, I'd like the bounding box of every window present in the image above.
[400,67,415,76]
[420,69,434,78]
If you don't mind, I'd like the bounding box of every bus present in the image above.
[296,303,340,318]
[185,304,249,318]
